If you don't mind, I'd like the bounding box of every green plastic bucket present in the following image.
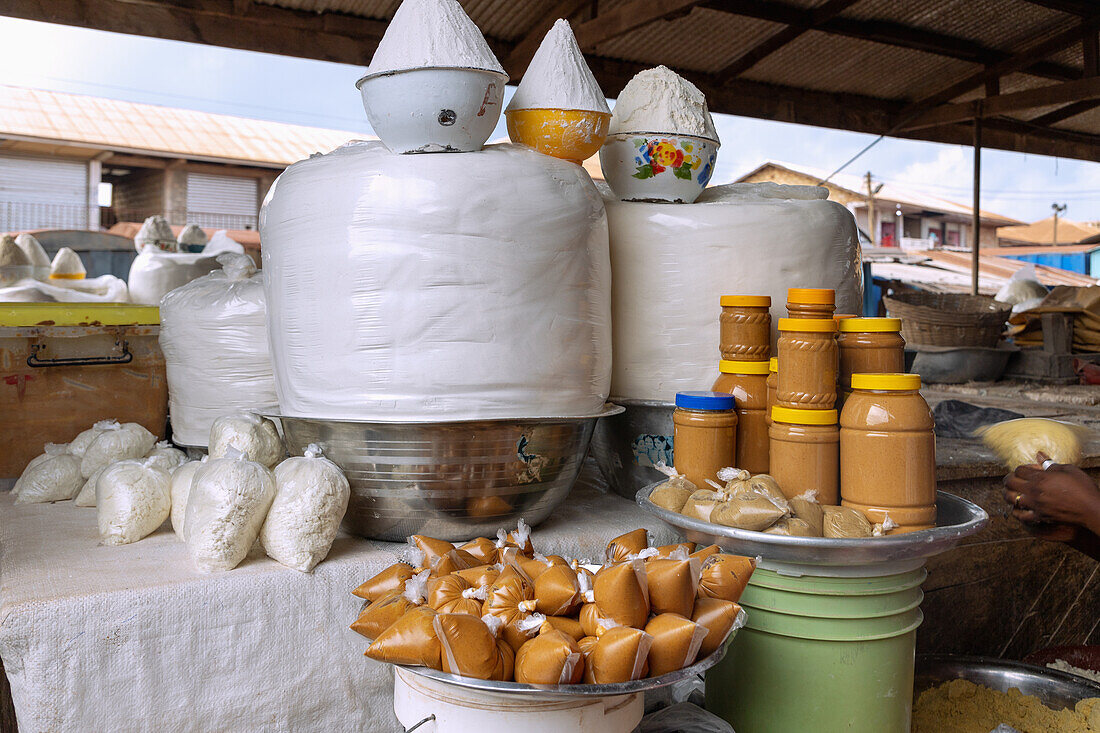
[706,566,926,733]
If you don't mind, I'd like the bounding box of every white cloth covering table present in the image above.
[0,471,678,732]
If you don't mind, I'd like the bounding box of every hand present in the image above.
[1019,522,1078,543]
[1003,461,1100,536]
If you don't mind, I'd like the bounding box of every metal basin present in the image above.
[590,399,674,500]
[276,405,622,542]
[915,654,1100,710]
[909,343,1018,384]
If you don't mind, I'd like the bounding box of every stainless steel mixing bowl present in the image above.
[589,398,675,500]
[915,654,1100,709]
[275,405,623,542]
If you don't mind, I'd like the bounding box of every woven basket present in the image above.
[883,291,1010,348]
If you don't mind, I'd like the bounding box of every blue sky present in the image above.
[1,16,1097,224]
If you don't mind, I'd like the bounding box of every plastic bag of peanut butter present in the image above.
[645,613,709,677]
[789,492,825,535]
[434,613,500,680]
[681,490,726,522]
[534,564,582,616]
[580,602,620,637]
[583,626,652,684]
[605,528,649,563]
[459,536,499,564]
[692,598,743,657]
[353,562,415,601]
[822,505,874,538]
[764,517,819,536]
[711,492,788,531]
[365,605,442,669]
[645,556,702,617]
[594,559,650,628]
[698,554,757,604]
[540,615,585,641]
[514,628,584,684]
[350,591,414,640]
[455,564,500,588]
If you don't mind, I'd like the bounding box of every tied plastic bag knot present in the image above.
[653,462,679,478]
[577,571,595,603]
[668,547,690,561]
[716,466,750,483]
[461,585,489,601]
[403,570,431,605]
[481,614,505,637]
[518,599,538,613]
[303,443,324,459]
[94,419,120,431]
[44,442,70,456]
[224,445,248,462]
[516,613,547,634]
[216,252,257,281]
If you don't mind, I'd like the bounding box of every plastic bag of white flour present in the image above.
[80,422,157,478]
[96,458,172,545]
[69,420,120,458]
[260,444,350,572]
[208,412,283,469]
[183,448,276,572]
[74,464,108,507]
[14,444,83,504]
[145,441,187,473]
[170,458,205,539]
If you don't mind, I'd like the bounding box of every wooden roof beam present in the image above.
[504,0,591,78]
[716,0,861,80]
[1029,30,1099,127]
[899,76,1100,130]
[572,0,706,51]
[1021,0,1097,17]
[701,0,1081,82]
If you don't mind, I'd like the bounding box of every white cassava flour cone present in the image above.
[260,444,350,572]
[208,412,283,469]
[95,458,172,545]
[80,422,156,479]
[184,448,276,572]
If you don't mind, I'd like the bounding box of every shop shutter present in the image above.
[185,173,258,230]
[0,154,89,231]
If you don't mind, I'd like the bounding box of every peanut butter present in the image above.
[838,318,905,393]
[839,373,936,532]
[673,391,738,489]
[719,295,771,361]
[777,318,838,410]
[712,360,770,474]
[768,406,839,503]
[786,287,836,319]
[765,357,778,428]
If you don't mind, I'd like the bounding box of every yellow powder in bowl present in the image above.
[913,679,1100,733]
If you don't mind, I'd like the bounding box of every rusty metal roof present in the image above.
[5,0,1098,161]
[998,216,1100,245]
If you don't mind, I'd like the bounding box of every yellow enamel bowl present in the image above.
[505,108,612,164]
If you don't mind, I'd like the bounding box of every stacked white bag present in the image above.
[127,249,220,305]
[159,255,278,446]
[208,412,283,468]
[259,141,611,421]
[80,421,157,478]
[602,182,863,400]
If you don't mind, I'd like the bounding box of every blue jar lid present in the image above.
[675,391,736,410]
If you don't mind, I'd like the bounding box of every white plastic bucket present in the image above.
[393,668,644,733]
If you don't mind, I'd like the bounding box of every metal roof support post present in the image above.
[972,113,982,296]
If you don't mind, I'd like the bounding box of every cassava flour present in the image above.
[96,459,172,545]
[507,19,608,113]
[80,422,157,478]
[0,237,30,267]
[365,0,505,77]
[260,444,350,572]
[170,459,204,538]
[15,234,51,280]
[177,224,208,248]
[14,444,83,504]
[208,412,284,469]
[608,65,718,142]
[134,214,178,253]
[50,247,86,279]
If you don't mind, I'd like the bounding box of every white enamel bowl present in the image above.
[599,132,719,203]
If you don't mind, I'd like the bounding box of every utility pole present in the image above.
[1052,202,1067,246]
[865,172,883,248]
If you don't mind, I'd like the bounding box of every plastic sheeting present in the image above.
[159,254,278,446]
[260,141,611,420]
[127,250,221,306]
[603,182,862,400]
[0,275,129,302]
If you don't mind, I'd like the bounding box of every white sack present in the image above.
[51,274,129,302]
[170,458,205,539]
[14,446,83,504]
[208,412,283,468]
[603,182,862,400]
[0,276,128,303]
[184,449,276,572]
[158,254,278,445]
[259,141,611,421]
[260,444,350,572]
[74,464,108,507]
[80,422,157,478]
[127,249,220,305]
[145,441,187,473]
[96,459,172,545]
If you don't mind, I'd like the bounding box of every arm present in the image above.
[1003,463,1100,561]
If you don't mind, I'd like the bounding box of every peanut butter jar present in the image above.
[769,406,839,503]
[786,288,836,320]
[673,391,738,489]
[712,360,770,474]
[839,373,936,532]
[777,318,838,410]
[719,295,771,361]
[765,357,778,427]
[838,318,905,394]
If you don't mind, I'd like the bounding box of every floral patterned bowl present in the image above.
[598,133,718,203]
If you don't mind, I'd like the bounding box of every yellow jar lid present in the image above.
[851,373,921,391]
[787,288,835,305]
[719,359,771,375]
[768,357,778,373]
[770,406,838,425]
[834,313,858,321]
[838,317,902,333]
[777,317,837,333]
[720,295,771,307]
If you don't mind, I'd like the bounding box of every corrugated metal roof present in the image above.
[0,84,364,167]
[923,249,1098,286]
[985,243,1100,256]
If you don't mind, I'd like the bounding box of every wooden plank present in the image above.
[504,0,590,78]
[573,0,705,51]
[900,76,1100,131]
[1031,99,1100,127]
[1022,0,1097,16]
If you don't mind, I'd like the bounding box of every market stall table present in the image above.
[0,471,677,732]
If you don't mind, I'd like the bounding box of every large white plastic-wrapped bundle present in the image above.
[127,249,221,305]
[604,182,862,400]
[159,254,278,445]
[260,141,611,420]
